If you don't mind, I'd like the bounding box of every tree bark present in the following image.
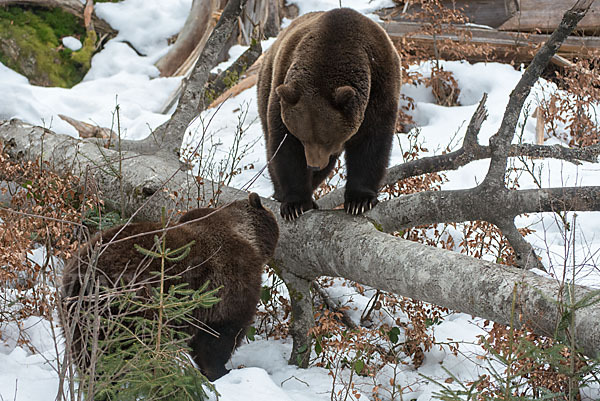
[155,0,220,77]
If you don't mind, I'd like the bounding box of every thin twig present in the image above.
[311,282,358,330]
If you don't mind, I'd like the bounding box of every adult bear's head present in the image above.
[276,82,368,171]
[178,192,279,262]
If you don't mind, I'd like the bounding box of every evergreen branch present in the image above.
[164,240,196,262]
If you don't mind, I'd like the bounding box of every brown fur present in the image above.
[258,8,401,220]
[60,193,278,381]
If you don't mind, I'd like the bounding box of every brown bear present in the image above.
[258,8,401,220]
[60,193,279,382]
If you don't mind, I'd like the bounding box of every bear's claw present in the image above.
[344,197,378,216]
[280,199,318,221]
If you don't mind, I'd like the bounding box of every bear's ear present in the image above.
[248,192,264,209]
[276,84,300,105]
[334,86,356,108]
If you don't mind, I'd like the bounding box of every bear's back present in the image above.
[258,8,400,122]
[62,209,262,298]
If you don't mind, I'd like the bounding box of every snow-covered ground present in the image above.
[1,0,599,400]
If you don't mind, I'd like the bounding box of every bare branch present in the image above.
[510,143,600,164]
[311,281,358,330]
[368,186,600,233]
[483,0,594,187]
[58,114,115,140]
[463,93,488,149]
[318,123,600,211]
[495,218,546,271]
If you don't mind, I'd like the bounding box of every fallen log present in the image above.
[499,0,600,33]
[1,118,599,362]
[381,20,600,63]
[378,0,517,29]
[58,114,115,140]
[378,0,600,33]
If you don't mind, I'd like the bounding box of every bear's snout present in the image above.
[304,145,330,171]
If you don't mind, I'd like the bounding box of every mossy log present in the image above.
[0,3,104,87]
[0,0,115,35]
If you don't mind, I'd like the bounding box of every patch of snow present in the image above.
[94,0,192,57]
[61,36,82,51]
[289,0,396,18]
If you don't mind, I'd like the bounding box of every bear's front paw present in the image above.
[280,199,318,221]
[344,195,378,215]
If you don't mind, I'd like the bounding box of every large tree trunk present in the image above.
[239,0,281,40]
[1,118,600,361]
[155,0,281,78]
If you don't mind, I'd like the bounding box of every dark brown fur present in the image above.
[258,8,401,220]
[60,193,279,381]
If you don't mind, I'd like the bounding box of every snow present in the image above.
[1,0,599,400]
[289,0,396,17]
[94,0,193,57]
[0,317,63,400]
[214,368,297,401]
[62,36,82,51]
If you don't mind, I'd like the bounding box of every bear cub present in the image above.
[258,8,401,220]
[61,193,279,382]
